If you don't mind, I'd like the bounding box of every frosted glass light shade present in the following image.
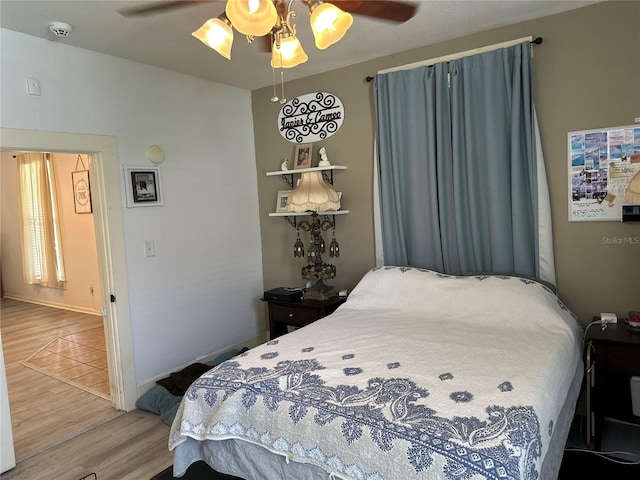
[225,0,277,36]
[192,17,234,59]
[271,35,308,68]
[287,171,340,212]
[310,3,353,50]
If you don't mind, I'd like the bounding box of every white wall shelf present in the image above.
[267,165,347,188]
[269,210,349,217]
[266,165,347,176]
[267,165,348,228]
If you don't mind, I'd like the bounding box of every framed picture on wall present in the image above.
[72,169,92,213]
[124,166,163,207]
[276,190,292,213]
[293,143,313,170]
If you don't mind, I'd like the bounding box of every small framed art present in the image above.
[293,143,313,170]
[72,169,92,214]
[124,166,163,207]
[276,190,292,213]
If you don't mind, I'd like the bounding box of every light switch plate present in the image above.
[26,77,41,96]
[144,240,155,257]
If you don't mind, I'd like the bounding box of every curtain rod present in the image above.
[365,36,543,83]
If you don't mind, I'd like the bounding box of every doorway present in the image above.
[1,149,109,391]
[0,128,137,470]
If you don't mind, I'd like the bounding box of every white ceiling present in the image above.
[0,1,597,91]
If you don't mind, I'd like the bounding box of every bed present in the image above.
[169,267,583,480]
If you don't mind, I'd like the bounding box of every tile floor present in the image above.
[22,327,110,399]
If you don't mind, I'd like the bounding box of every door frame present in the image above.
[0,128,136,411]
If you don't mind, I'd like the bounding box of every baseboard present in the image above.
[2,294,101,316]
[136,331,269,398]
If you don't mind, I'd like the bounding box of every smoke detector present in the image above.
[49,22,72,37]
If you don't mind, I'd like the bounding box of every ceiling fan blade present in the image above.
[118,0,418,23]
[118,0,215,18]
[329,1,418,23]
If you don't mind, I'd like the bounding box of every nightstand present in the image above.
[263,296,347,339]
[585,316,640,449]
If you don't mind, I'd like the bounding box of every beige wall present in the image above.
[1,152,101,313]
[252,1,639,325]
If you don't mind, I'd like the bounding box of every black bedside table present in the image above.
[262,296,346,339]
[585,316,640,449]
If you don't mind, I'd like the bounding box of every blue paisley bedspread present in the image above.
[169,267,582,480]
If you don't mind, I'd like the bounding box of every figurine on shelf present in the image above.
[318,147,330,167]
[281,157,289,171]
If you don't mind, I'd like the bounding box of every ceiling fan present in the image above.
[119,0,419,85]
[118,1,418,24]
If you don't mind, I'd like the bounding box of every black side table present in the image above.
[585,316,640,449]
[262,296,346,339]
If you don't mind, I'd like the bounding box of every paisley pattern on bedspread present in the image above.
[170,267,582,480]
[181,356,542,480]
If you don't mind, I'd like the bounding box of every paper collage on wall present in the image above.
[568,124,640,221]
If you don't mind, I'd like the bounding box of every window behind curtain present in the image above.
[17,152,66,288]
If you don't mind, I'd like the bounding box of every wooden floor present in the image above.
[1,409,173,480]
[1,297,174,479]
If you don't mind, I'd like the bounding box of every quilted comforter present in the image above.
[169,267,582,480]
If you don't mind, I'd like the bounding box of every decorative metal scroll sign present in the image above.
[278,92,344,144]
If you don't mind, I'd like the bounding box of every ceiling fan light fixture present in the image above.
[225,0,278,37]
[271,34,308,69]
[192,16,234,60]
[308,1,352,50]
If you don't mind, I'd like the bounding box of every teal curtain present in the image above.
[374,42,538,276]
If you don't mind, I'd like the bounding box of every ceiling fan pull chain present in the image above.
[279,70,286,104]
[271,66,279,102]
